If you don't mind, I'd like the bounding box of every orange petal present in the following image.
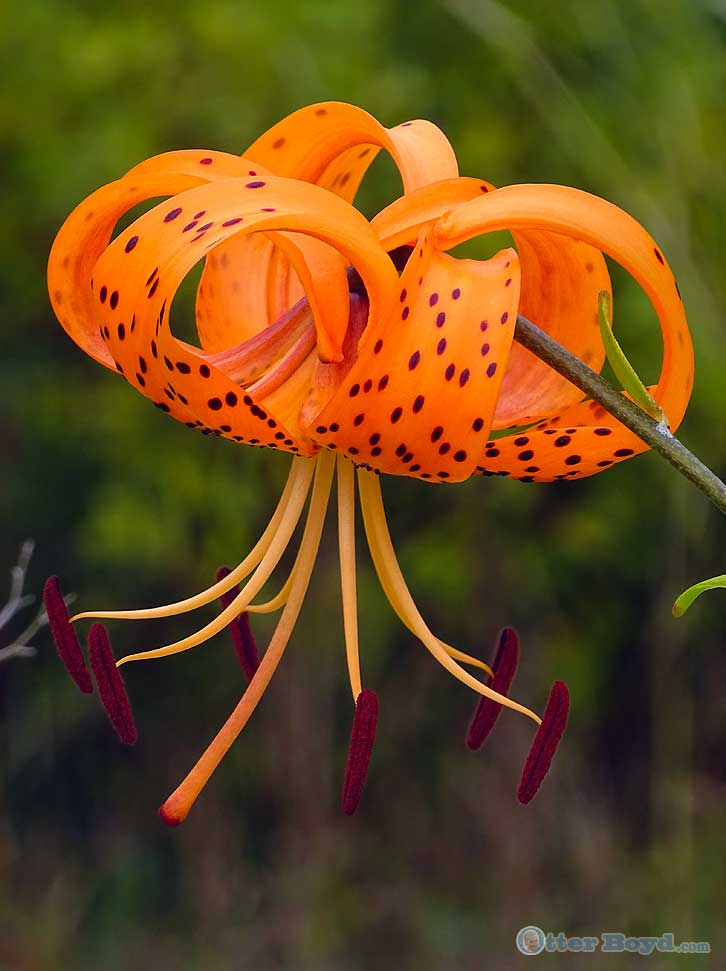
[374,179,611,425]
[244,101,459,196]
[434,184,692,480]
[304,228,521,482]
[48,150,259,369]
[89,175,397,453]
[371,177,495,250]
[195,103,460,360]
[492,232,610,428]
[49,150,351,366]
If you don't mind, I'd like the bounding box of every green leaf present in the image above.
[597,290,666,423]
[672,575,726,617]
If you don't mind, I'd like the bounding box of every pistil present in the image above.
[159,450,335,825]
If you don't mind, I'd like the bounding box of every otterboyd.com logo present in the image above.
[516,926,710,956]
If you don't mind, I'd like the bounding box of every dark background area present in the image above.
[1,1,725,967]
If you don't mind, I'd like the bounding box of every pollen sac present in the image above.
[43,576,93,694]
[216,566,260,681]
[466,626,519,750]
[342,689,379,815]
[88,623,138,746]
[517,680,569,804]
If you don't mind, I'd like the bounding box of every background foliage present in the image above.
[1,1,725,967]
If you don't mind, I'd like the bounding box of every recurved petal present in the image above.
[373,179,611,426]
[243,101,459,198]
[435,184,692,480]
[90,175,397,453]
[371,177,496,251]
[492,231,610,428]
[196,103,461,354]
[305,228,520,482]
[48,151,273,369]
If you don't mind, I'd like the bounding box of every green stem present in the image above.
[513,314,726,516]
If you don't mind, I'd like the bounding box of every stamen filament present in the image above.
[159,451,335,825]
[71,456,315,624]
[337,456,362,700]
[246,574,292,614]
[347,497,494,678]
[116,456,317,666]
[357,470,541,726]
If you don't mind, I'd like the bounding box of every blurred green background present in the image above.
[1,0,725,967]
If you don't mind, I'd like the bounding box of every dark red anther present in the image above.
[88,623,137,746]
[466,627,519,750]
[342,689,378,815]
[216,566,260,681]
[517,680,569,805]
[43,576,93,694]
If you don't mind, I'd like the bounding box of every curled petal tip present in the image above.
[517,680,569,805]
[465,627,519,750]
[342,689,379,815]
[88,623,138,746]
[43,575,93,694]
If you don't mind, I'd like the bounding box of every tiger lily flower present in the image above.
[46,102,693,825]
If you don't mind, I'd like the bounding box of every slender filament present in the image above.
[246,574,293,614]
[350,486,493,679]
[357,469,540,725]
[337,455,362,700]
[160,450,335,824]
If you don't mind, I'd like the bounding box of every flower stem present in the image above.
[513,314,726,516]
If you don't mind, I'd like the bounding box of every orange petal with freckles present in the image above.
[196,102,460,359]
[434,184,691,481]
[304,230,521,482]
[374,179,611,425]
[492,231,610,428]
[49,150,350,366]
[243,101,459,196]
[48,150,262,369]
[90,175,397,453]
